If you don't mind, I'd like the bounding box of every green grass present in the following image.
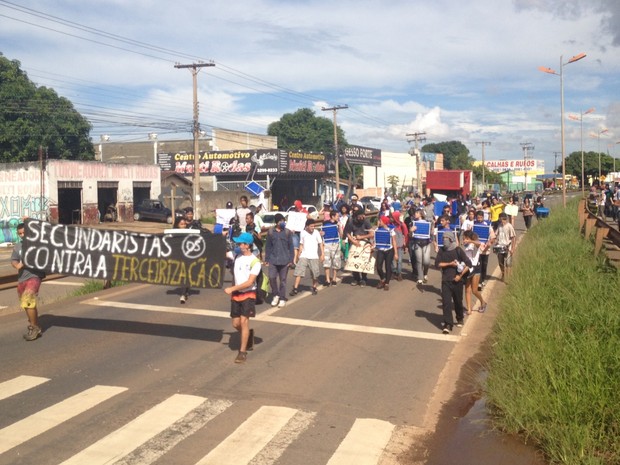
[70,280,126,297]
[485,199,620,465]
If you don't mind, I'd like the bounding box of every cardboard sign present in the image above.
[286,211,308,233]
[344,242,376,275]
[505,204,519,216]
[216,208,236,226]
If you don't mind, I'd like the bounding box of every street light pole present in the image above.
[568,108,594,196]
[590,128,609,183]
[539,52,587,207]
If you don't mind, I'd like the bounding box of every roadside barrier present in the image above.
[579,199,620,261]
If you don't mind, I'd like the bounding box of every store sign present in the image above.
[484,159,544,172]
[158,149,280,176]
[343,145,382,167]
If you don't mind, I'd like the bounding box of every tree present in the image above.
[421,140,472,169]
[267,108,359,192]
[0,54,94,163]
[564,150,616,179]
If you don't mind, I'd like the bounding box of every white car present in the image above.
[259,211,287,229]
[286,204,319,220]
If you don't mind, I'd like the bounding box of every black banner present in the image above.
[343,145,382,167]
[21,219,226,288]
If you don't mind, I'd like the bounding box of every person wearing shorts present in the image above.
[11,222,46,341]
[290,219,324,296]
[224,232,261,364]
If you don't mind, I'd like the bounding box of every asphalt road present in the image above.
[2,199,573,465]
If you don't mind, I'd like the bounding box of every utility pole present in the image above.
[476,141,491,189]
[406,132,426,195]
[520,142,534,191]
[322,105,348,199]
[175,61,215,218]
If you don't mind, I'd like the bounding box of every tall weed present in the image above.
[485,200,620,465]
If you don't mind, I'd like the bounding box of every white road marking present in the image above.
[195,405,301,465]
[0,375,49,401]
[59,393,206,465]
[43,281,83,286]
[326,418,395,465]
[0,385,127,454]
[0,306,7,310]
[84,299,460,342]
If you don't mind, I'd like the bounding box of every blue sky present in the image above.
[1,0,619,172]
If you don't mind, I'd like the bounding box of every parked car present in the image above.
[134,199,180,224]
[286,204,319,220]
[359,196,382,210]
[259,211,288,230]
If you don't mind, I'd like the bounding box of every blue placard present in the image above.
[434,201,448,218]
[374,228,392,250]
[436,229,444,247]
[322,222,340,244]
[244,181,265,197]
[413,221,431,239]
[537,207,550,217]
[473,224,491,243]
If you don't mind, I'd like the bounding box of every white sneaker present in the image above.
[278,299,287,308]
[180,295,186,304]
[423,275,428,283]
[271,296,280,307]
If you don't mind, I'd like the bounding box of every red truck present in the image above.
[425,170,472,197]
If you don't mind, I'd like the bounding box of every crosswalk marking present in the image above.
[59,393,206,465]
[0,385,127,454]
[0,375,49,401]
[84,298,460,341]
[195,405,301,465]
[113,398,232,465]
[326,418,395,465]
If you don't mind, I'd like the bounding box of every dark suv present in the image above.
[134,199,176,223]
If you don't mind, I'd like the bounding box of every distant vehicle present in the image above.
[359,199,379,212]
[134,199,180,224]
[286,204,319,220]
[259,211,288,230]
[359,196,381,210]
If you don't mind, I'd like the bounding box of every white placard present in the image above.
[344,242,377,275]
[216,208,236,226]
[286,211,308,232]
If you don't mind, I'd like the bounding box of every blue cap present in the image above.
[232,232,254,244]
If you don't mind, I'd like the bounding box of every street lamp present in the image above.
[539,52,587,207]
[568,108,595,196]
[589,128,608,183]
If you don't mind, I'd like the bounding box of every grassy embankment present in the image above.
[485,199,620,465]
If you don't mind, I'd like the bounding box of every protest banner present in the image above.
[344,241,376,275]
[21,219,226,288]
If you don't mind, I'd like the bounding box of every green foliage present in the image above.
[422,140,473,169]
[565,150,617,179]
[0,54,95,162]
[267,108,347,154]
[471,164,504,187]
[486,201,620,464]
[70,280,126,296]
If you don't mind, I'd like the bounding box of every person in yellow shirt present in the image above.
[489,197,505,231]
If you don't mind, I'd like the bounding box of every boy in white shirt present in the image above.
[224,232,261,364]
[290,219,325,296]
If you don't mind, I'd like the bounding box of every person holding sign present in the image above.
[474,210,495,290]
[462,230,487,314]
[344,208,373,287]
[11,223,46,341]
[435,232,472,334]
[322,210,341,286]
[224,232,261,364]
[374,216,398,291]
[410,209,434,285]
